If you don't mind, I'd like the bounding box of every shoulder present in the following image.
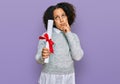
[65,31,78,37]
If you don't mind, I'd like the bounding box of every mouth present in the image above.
[60,23,66,26]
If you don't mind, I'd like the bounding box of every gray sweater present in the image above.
[35,28,84,75]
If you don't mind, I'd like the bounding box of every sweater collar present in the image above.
[53,27,61,34]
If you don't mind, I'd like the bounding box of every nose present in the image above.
[60,17,64,22]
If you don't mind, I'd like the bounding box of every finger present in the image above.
[62,26,70,33]
[65,22,70,30]
[42,52,48,57]
[43,48,49,51]
[42,48,50,53]
[42,55,49,59]
[42,50,49,53]
[42,53,49,58]
[42,51,50,56]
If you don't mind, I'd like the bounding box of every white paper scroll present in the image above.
[44,20,53,63]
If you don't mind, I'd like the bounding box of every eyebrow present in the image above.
[54,12,66,17]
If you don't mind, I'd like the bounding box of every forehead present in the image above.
[53,8,65,15]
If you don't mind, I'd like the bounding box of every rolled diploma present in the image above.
[44,20,53,63]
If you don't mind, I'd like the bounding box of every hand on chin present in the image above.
[61,24,70,33]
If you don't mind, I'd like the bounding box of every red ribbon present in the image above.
[39,33,54,53]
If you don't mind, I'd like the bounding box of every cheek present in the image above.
[65,18,68,23]
[54,21,60,27]
[54,21,62,30]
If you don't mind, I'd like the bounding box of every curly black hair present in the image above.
[43,2,76,29]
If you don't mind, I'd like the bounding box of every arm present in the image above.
[35,40,46,64]
[65,32,84,61]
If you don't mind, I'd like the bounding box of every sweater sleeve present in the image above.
[65,31,84,61]
[35,39,46,64]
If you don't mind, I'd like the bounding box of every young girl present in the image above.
[35,2,84,84]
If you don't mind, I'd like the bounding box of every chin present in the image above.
[57,27,62,31]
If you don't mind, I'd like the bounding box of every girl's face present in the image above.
[53,8,68,31]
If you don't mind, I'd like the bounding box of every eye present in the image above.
[62,14,66,17]
[54,16,59,20]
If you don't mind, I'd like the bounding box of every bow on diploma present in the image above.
[39,33,54,53]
